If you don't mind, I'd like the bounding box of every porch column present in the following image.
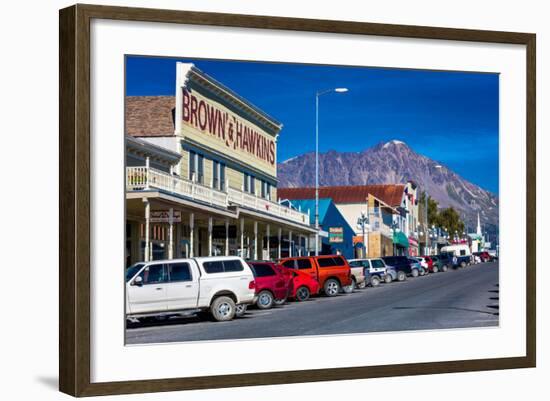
[253,221,258,260]
[189,212,195,258]
[208,217,213,256]
[225,219,230,256]
[298,235,302,256]
[305,235,310,257]
[266,224,271,261]
[278,227,282,259]
[289,230,293,257]
[240,218,245,258]
[168,208,174,259]
[143,199,150,262]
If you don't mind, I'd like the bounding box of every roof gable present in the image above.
[278,185,406,207]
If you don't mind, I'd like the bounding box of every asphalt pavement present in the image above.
[125,261,499,345]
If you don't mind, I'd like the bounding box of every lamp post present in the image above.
[357,211,369,258]
[315,87,348,256]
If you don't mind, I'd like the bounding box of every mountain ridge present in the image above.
[277,140,499,236]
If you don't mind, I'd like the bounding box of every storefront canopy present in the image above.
[393,231,409,248]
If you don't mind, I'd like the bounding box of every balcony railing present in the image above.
[126,166,310,225]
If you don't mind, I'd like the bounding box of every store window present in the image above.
[260,180,272,200]
[213,160,219,189]
[189,151,205,184]
[220,163,226,191]
[244,172,255,194]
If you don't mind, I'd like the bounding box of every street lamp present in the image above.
[357,211,369,258]
[315,87,349,256]
[424,165,441,256]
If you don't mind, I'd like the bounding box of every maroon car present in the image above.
[247,261,291,309]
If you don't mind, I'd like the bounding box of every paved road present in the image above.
[126,262,499,344]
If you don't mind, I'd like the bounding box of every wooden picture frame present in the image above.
[59,3,536,397]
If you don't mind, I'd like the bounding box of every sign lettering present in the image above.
[182,89,276,165]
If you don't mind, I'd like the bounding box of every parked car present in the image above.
[473,251,491,263]
[440,244,471,268]
[125,257,256,322]
[434,253,452,271]
[247,261,291,310]
[429,255,449,272]
[346,260,368,291]
[279,267,321,302]
[416,256,430,273]
[408,257,424,277]
[348,258,396,286]
[280,255,352,297]
[382,255,419,280]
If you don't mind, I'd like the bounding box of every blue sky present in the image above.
[126,56,499,194]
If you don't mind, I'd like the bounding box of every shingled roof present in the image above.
[125,96,176,137]
[278,185,406,207]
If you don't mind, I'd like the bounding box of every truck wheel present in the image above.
[210,296,236,322]
[370,276,381,287]
[441,265,448,272]
[342,278,356,294]
[235,304,247,317]
[296,286,310,302]
[256,290,274,310]
[384,275,393,284]
[460,261,467,268]
[397,271,406,281]
[324,279,340,297]
[357,280,367,289]
[412,268,419,278]
[433,265,439,273]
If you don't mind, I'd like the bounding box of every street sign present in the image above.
[329,227,344,243]
[150,210,182,223]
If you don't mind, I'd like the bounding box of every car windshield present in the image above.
[125,263,145,282]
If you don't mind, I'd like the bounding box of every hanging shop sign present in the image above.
[329,227,344,243]
[150,210,182,223]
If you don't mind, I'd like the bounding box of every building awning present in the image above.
[393,231,409,248]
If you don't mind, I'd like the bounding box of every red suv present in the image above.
[247,261,291,309]
[280,255,352,297]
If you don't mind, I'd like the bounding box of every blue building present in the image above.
[287,198,356,259]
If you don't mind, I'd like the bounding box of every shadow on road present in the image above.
[393,306,498,316]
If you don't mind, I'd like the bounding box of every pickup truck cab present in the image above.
[125,257,256,322]
[280,255,352,297]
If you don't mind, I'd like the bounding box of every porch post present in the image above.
[189,212,195,258]
[266,224,270,261]
[143,198,150,262]
[240,218,245,258]
[254,221,258,260]
[278,227,282,259]
[289,230,293,257]
[208,217,213,256]
[168,207,174,259]
[225,219,230,256]
[298,235,302,256]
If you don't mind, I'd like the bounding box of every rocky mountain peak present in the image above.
[277,142,499,235]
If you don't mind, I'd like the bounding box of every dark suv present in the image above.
[382,256,419,280]
[432,253,452,271]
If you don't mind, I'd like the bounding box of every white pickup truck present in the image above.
[125,256,256,322]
